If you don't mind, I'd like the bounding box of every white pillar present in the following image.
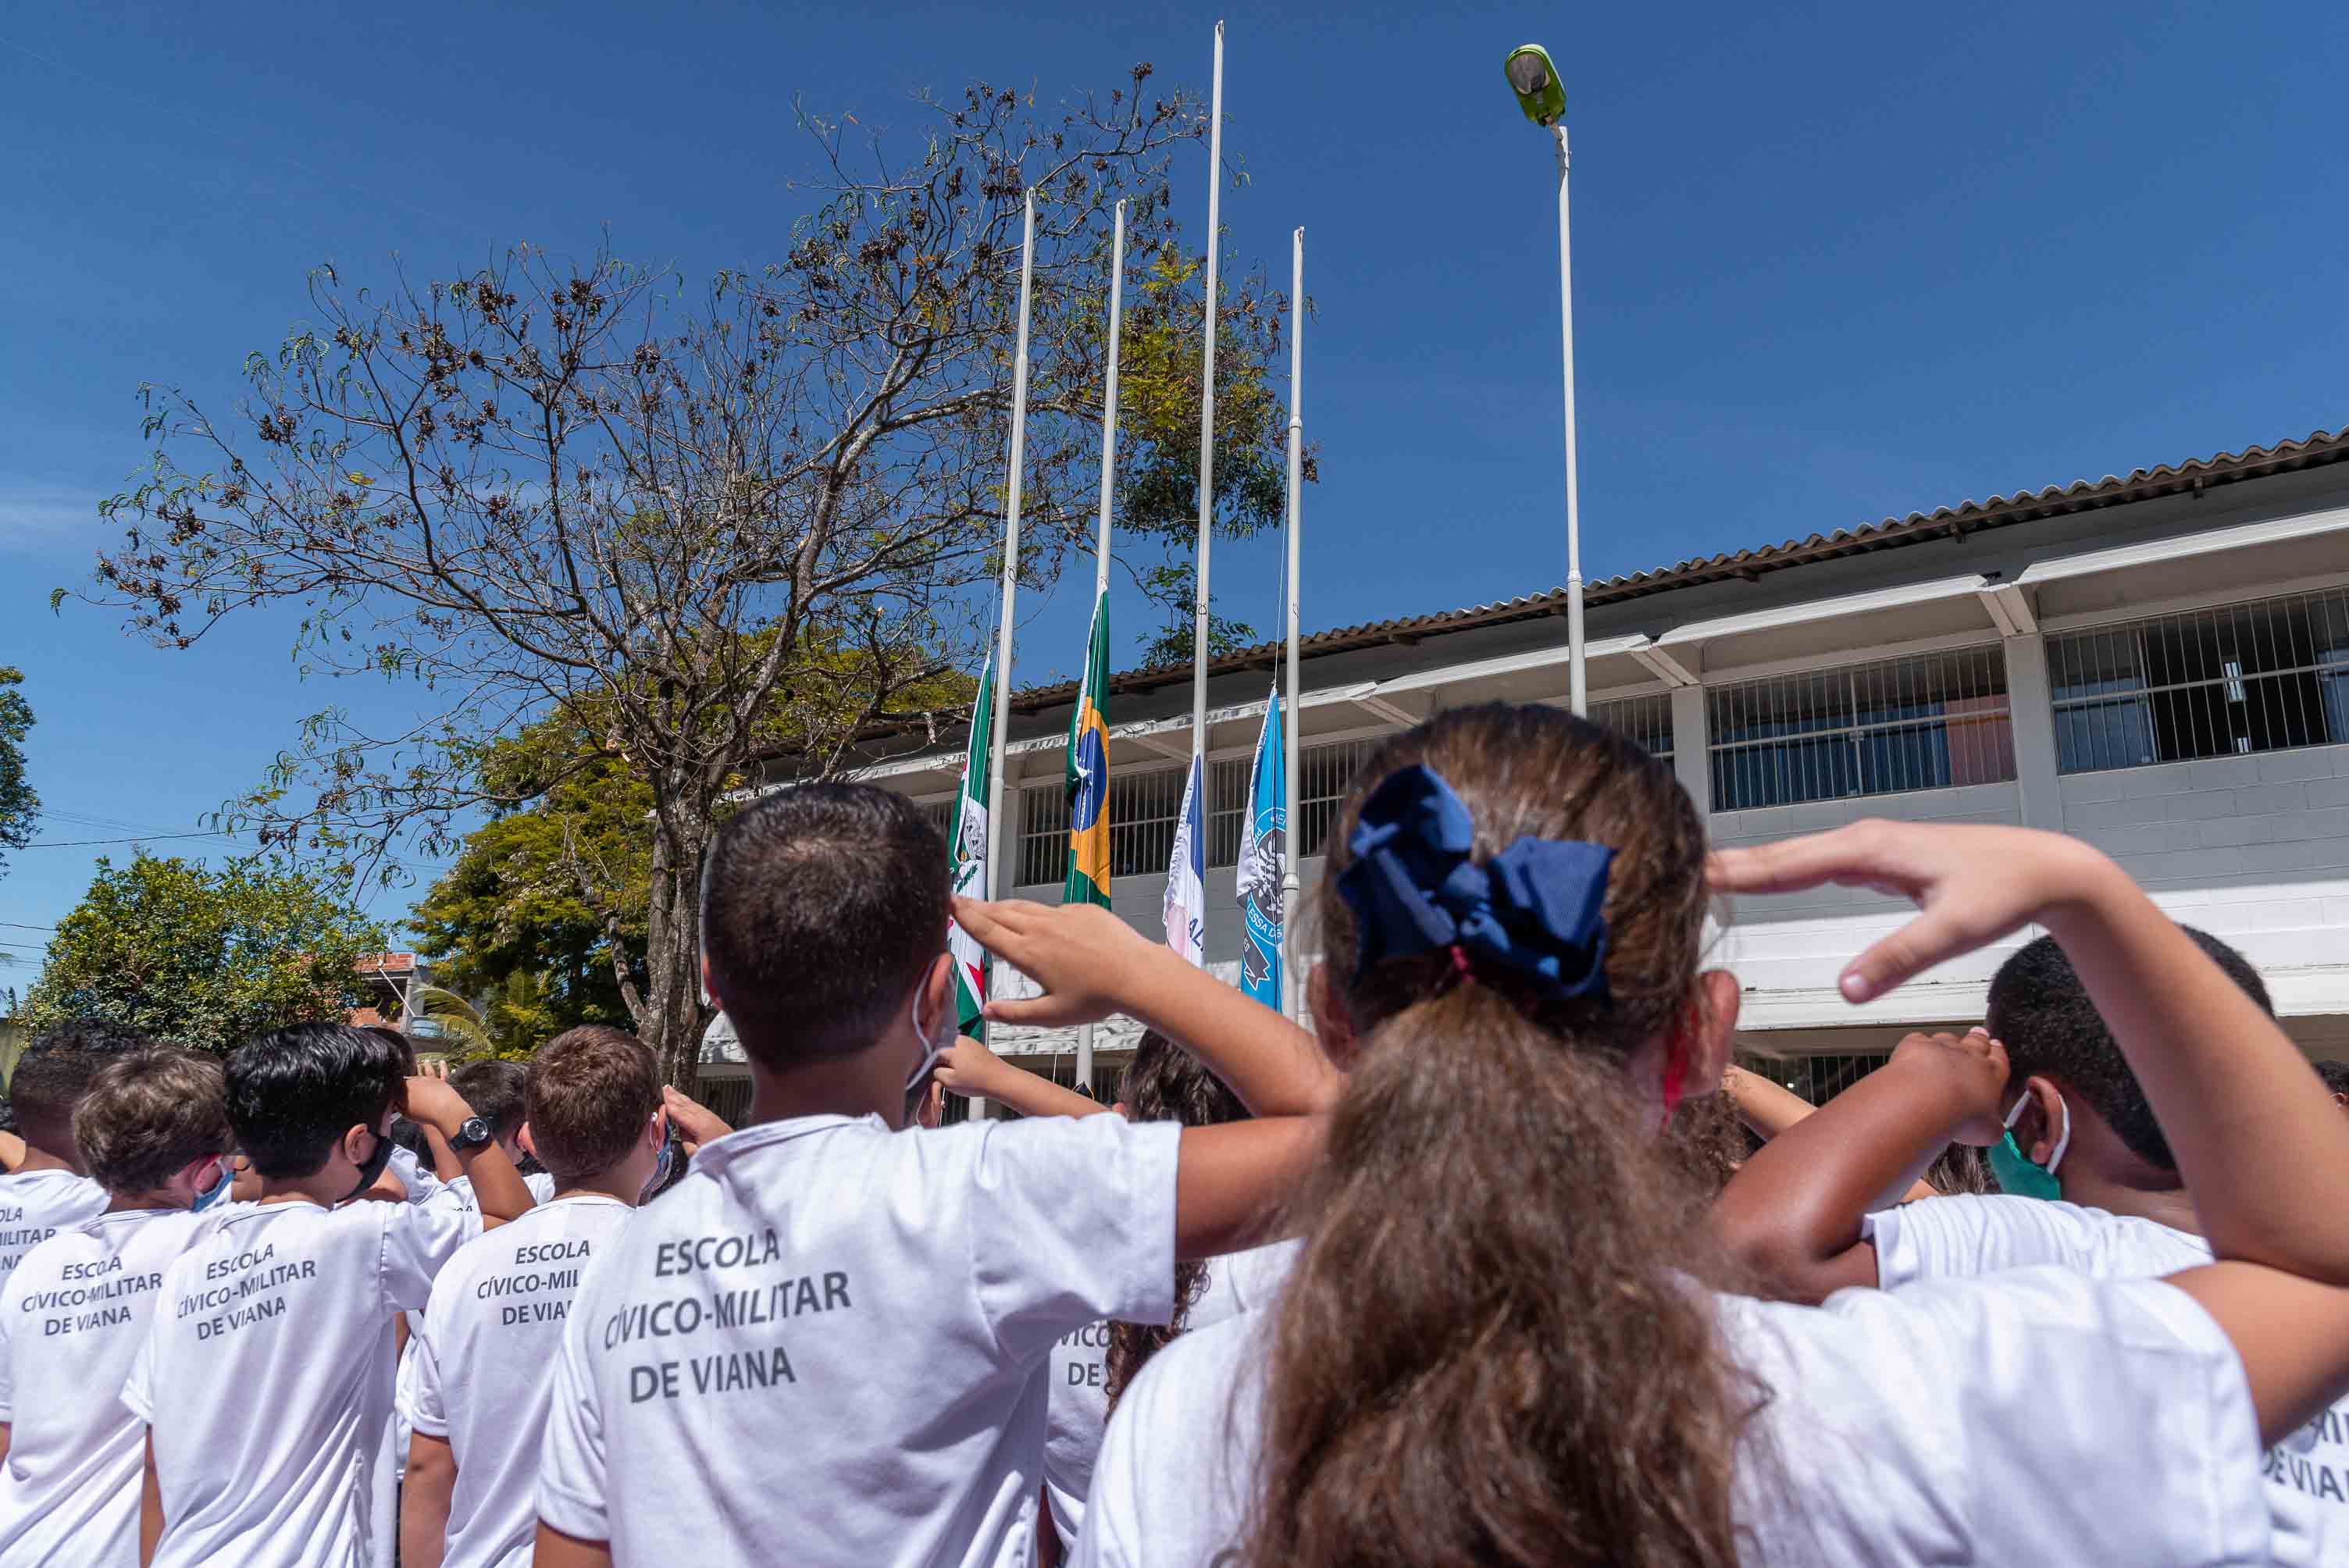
[2004,633,2065,830]
[1670,684,1711,821]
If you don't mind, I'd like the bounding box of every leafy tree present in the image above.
[78,71,1305,1083]
[0,666,37,881]
[22,853,383,1053]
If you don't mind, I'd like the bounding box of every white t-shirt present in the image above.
[536,1110,1180,1567]
[1043,1238,1300,1547]
[407,1194,633,1568]
[1869,1192,2346,1565]
[0,1168,109,1297]
[1076,1266,2269,1566]
[0,1207,209,1566]
[122,1190,473,1568]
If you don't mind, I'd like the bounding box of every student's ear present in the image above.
[1682,970,1741,1091]
[2016,1075,2066,1166]
[1307,963,1357,1067]
[923,950,954,1022]
[517,1122,537,1160]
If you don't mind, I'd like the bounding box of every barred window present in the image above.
[921,798,954,843]
[1109,767,1189,878]
[1209,757,1248,868]
[1018,783,1068,889]
[1592,693,1674,762]
[1706,647,2014,811]
[1295,736,1387,862]
[2048,587,2349,773]
[1734,1051,1888,1104]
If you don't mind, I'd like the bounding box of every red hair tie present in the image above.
[1449,944,1473,979]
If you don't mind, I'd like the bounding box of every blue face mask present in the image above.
[638,1132,675,1205]
[1988,1089,2070,1201]
[191,1156,236,1212]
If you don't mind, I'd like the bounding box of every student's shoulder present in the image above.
[1121,1305,1267,1428]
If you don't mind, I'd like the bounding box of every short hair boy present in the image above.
[0,1049,232,1566]
[401,1025,665,1568]
[451,1058,555,1204]
[1716,928,2347,1563]
[533,782,1335,1568]
[126,1023,536,1567]
[0,1019,154,1295]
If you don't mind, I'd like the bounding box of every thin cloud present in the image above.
[0,479,110,556]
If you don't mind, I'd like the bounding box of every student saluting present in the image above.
[0,1048,234,1566]
[125,1023,536,1568]
[401,1026,668,1568]
[1075,703,2349,1567]
[533,782,1339,1568]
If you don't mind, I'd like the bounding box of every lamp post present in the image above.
[1504,44,1586,718]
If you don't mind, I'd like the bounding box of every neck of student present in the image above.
[551,1171,640,1206]
[104,1192,186,1216]
[2054,1166,2203,1236]
[13,1142,80,1177]
[745,1053,903,1131]
[255,1172,356,1209]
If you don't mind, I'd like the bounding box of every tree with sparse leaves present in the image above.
[22,853,383,1053]
[0,666,36,881]
[77,70,1309,1083]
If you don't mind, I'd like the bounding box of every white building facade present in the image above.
[829,430,2349,1098]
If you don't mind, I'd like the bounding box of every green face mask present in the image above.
[1987,1089,2069,1201]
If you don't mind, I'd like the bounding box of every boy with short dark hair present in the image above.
[532,782,1339,1568]
[0,1049,233,1565]
[450,1059,555,1204]
[1715,926,2347,1566]
[400,1025,665,1568]
[126,1023,536,1567]
[0,1019,154,1296]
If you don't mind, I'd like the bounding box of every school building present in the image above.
[700,427,2349,1106]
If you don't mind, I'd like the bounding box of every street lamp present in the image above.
[1503,43,1586,717]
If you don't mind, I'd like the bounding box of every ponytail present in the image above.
[1249,702,1766,1568]
[1248,986,1756,1567]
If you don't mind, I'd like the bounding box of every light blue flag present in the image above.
[1236,685,1286,1010]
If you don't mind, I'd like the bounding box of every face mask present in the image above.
[342,1125,397,1205]
[1989,1089,2071,1201]
[639,1128,675,1204]
[191,1156,235,1212]
[904,975,952,1096]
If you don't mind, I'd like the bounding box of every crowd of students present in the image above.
[1,698,2347,1566]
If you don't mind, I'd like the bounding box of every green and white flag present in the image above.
[947,655,994,1039]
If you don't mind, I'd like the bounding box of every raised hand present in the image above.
[952,896,1160,1028]
[662,1084,733,1156]
[1707,821,2105,1004]
[1886,1028,2012,1146]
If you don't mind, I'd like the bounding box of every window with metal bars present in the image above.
[1592,693,1674,761]
[1707,647,2015,811]
[1734,1050,1890,1104]
[921,798,954,842]
[1109,766,1189,878]
[2048,587,2349,773]
[1294,737,1386,863]
[1018,783,1069,888]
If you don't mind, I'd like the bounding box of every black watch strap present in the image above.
[449,1116,494,1153]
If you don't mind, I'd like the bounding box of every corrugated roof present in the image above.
[989,426,2349,713]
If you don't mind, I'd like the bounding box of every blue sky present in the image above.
[4,0,2347,967]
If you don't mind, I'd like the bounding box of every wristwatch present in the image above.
[448,1116,494,1153]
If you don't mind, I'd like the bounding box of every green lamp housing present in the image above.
[1504,45,1567,126]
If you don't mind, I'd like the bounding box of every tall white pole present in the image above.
[978,192,1038,1118]
[1075,199,1127,1099]
[1280,226,1303,1021]
[1555,122,1586,717]
[1189,23,1224,789]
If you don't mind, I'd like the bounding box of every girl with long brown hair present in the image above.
[1062,702,2349,1566]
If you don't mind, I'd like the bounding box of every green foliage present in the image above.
[22,853,383,1053]
[1108,248,1317,668]
[408,732,653,1057]
[0,666,37,880]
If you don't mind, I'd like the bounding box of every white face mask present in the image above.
[2003,1088,2073,1175]
[905,972,952,1096]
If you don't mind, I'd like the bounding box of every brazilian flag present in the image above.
[1064,590,1114,908]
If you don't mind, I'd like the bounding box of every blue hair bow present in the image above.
[1335,764,1613,1004]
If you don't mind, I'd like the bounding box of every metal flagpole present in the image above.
[1280,226,1303,1021]
[1076,198,1128,1098]
[1553,122,1586,717]
[979,191,1038,1117]
[1189,22,1224,824]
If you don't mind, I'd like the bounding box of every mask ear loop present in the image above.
[2005,1087,2073,1176]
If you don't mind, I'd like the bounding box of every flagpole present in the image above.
[1189,21,1224,822]
[980,191,1038,1117]
[1075,199,1127,1098]
[1281,226,1303,1021]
